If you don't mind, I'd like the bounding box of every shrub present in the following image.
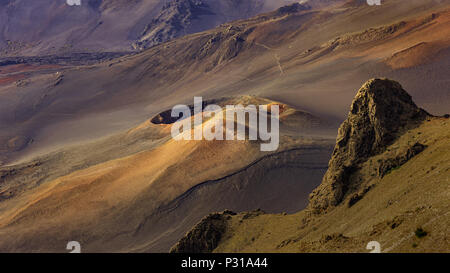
[415,227,428,238]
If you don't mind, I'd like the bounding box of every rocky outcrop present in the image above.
[170,210,236,253]
[308,79,429,213]
[134,0,281,50]
[135,0,213,50]
[377,142,426,178]
[275,2,311,16]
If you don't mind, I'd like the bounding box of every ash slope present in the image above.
[1,0,449,166]
[172,79,449,253]
[0,0,297,56]
[0,0,449,253]
[0,96,334,252]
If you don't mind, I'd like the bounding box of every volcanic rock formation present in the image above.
[170,210,236,253]
[170,78,445,253]
[308,79,429,212]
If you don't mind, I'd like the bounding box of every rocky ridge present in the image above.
[169,210,236,253]
[170,78,435,252]
[308,79,429,212]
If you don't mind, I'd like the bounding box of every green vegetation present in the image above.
[415,227,428,238]
[386,166,401,175]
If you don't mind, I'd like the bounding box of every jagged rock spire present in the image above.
[308,79,429,212]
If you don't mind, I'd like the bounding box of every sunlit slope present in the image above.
[212,117,449,253]
[0,96,334,252]
[0,0,297,55]
[1,0,449,165]
[172,79,449,253]
[0,0,448,253]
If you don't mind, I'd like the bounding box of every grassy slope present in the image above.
[214,117,450,253]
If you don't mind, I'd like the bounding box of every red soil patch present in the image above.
[0,64,61,75]
[385,41,448,69]
[0,64,62,86]
[0,74,26,86]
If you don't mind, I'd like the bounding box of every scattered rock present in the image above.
[320,233,349,244]
[242,209,265,220]
[15,79,29,87]
[53,72,64,86]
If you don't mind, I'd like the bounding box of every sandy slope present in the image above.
[1,0,449,165]
[0,97,334,252]
[0,0,449,252]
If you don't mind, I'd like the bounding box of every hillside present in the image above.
[0,96,335,252]
[0,0,296,56]
[0,0,449,253]
[1,0,449,166]
[171,79,450,253]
